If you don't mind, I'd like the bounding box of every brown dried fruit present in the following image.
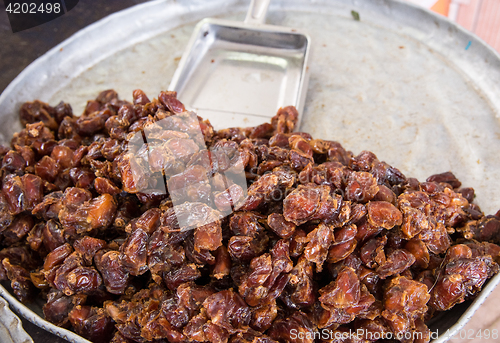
[1,89,499,343]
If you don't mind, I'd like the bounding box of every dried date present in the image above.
[2,89,499,343]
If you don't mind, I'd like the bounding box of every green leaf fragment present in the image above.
[351,10,360,21]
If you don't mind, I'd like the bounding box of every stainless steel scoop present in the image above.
[169,0,311,130]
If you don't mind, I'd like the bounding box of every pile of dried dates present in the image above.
[0,89,499,343]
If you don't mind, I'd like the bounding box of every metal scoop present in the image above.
[169,0,311,130]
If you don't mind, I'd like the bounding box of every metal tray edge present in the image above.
[0,296,33,343]
[0,285,92,343]
[432,271,500,342]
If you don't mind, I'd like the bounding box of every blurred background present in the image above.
[407,0,500,52]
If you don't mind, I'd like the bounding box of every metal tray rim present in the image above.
[0,285,92,343]
[0,0,164,104]
[0,295,33,343]
[432,272,500,342]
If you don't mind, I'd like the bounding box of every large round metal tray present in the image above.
[1,0,500,342]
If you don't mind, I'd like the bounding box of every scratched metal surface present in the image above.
[0,296,33,343]
[0,0,500,342]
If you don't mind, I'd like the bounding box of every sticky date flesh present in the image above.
[1,89,500,343]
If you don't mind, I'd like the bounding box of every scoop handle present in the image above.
[244,0,271,25]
